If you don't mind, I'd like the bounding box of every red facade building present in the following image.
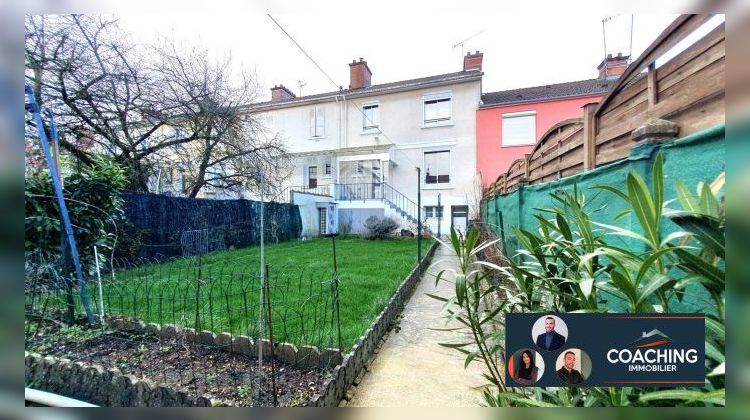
[475,54,628,188]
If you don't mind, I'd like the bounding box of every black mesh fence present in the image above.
[119,193,302,261]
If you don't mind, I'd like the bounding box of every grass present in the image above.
[58,237,431,350]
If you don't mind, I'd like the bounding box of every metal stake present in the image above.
[263,264,278,406]
[416,167,422,267]
[94,246,105,323]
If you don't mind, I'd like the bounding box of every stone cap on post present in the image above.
[631,118,679,144]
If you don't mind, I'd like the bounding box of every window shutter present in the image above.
[316,107,325,137]
[309,108,316,137]
[502,113,536,146]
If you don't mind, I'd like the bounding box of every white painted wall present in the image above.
[292,191,334,238]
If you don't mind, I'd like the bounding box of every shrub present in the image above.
[25,157,127,270]
[362,216,398,240]
[431,153,725,406]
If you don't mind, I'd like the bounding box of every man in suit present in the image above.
[535,316,566,351]
[557,351,585,384]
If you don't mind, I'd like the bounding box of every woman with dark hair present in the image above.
[513,350,539,385]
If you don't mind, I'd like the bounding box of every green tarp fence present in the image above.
[482,123,725,312]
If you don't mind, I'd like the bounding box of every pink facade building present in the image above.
[475,54,629,188]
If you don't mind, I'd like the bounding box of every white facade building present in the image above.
[249,52,484,236]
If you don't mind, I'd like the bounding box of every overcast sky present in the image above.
[114,12,678,101]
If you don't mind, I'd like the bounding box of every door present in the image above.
[451,205,469,235]
[318,207,327,235]
[371,160,382,199]
[308,166,318,189]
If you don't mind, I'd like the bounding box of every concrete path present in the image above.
[346,244,488,407]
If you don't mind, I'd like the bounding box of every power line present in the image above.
[266,14,419,169]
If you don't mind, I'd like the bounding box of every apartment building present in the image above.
[253,53,484,236]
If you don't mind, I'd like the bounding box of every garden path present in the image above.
[346,243,488,407]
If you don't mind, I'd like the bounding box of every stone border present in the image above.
[25,351,225,407]
[308,241,440,407]
[105,319,343,370]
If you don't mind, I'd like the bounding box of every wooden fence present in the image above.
[484,14,725,199]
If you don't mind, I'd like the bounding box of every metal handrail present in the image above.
[332,182,419,222]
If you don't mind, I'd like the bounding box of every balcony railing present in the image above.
[287,182,420,223]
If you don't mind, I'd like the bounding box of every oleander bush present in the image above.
[432,153,725,406]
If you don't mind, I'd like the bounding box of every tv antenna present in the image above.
[601,14,634,66]
[452,29,485,57]
[297,79,307,96]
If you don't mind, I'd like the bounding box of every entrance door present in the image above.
[451,205,469,234]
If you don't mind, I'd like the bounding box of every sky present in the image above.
[114,12,679,101]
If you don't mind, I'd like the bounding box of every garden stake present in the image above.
[417,167,422,274]
[329,234,343,353]
[263,264,278,406]
[94,246,105,323]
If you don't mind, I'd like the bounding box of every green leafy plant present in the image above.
[430,227,509,395]
[25,156,127,269]
[436,153,724,406]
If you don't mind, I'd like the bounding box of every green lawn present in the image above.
[85,237,429,350]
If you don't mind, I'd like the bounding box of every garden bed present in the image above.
[25,320,325,406]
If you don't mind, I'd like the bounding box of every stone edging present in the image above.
[308,241,440,407]
[106,319,343,370]
[25,351,224,407]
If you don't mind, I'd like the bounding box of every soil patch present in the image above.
[25,320,326,406]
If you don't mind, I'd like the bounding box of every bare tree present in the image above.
[25,14,290,196]
[151,42,291,198]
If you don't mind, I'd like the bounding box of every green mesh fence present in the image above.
[483,124,725,312]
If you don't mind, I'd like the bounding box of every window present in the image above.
[356,161,364,174]
[310,106,325,137]
[423,92,452,124]
[363,103,380,130]
[424,206,444,218]
[308,166,318,188]
[502,112,536,146]
[424,151,450,184]
[325,163,332,176]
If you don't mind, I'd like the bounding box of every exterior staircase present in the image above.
[332,183,419,224]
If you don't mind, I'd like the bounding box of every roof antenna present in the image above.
[297,79,307,96]
[452,29,485,58]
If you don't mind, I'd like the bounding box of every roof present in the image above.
[250,70,483,110]
[480,77,614,108]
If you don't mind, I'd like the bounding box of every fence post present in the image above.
[647,62,658,107]
[583,102,599,170]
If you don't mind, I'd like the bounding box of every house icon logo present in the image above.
[628,329,672,348]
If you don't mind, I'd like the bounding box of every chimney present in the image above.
[464,50,483,72]
[270,84,296,101]
[349,58,372,89]
[597,53,629,79]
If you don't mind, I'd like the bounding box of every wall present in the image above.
[292,191,335,238]
[483,124,724,311]
[476,94,602,188]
